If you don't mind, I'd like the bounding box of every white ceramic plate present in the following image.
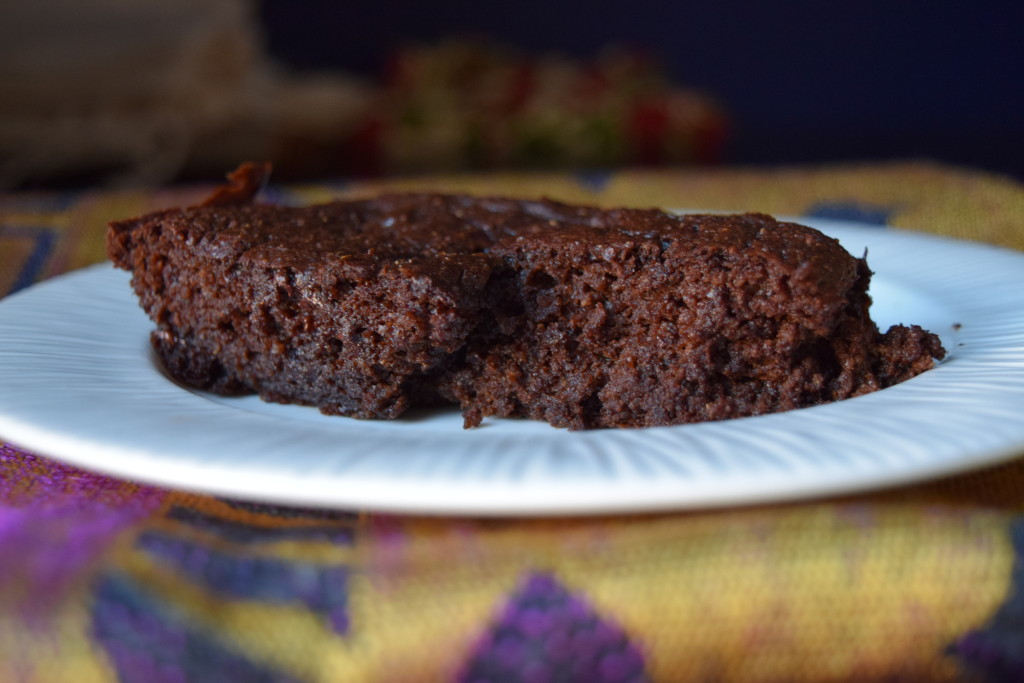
[1,217,1023,516]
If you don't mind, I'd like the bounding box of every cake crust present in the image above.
[108,167,944,429]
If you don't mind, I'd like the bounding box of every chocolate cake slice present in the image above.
[108,163,944,429]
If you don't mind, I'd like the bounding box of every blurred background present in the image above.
[1,0,1020,189]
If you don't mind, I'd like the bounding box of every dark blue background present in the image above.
[259,0,1022,177]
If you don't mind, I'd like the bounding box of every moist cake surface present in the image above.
[107,163,944,429]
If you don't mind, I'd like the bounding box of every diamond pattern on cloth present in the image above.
[458,572,649,683]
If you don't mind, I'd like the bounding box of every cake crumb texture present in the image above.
[108,169,944,430]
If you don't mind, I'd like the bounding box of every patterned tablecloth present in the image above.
[1,163,1023,682]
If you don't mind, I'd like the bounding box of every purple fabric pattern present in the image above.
[459,572,649,683]
[0,444,166,625]
[136,530,351,634]
[92,575,301,683]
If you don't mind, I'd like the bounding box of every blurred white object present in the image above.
[0,0,368,187]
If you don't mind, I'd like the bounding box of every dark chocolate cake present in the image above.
[108,163,944,429]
